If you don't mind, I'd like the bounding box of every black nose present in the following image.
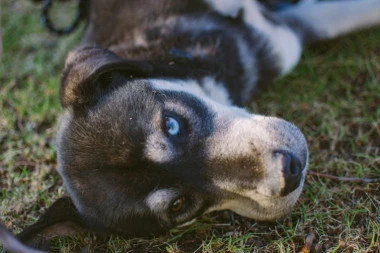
[274,150,303,196]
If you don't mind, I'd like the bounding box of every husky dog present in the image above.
[2,0,380,251]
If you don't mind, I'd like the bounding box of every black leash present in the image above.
[40,0,87,35]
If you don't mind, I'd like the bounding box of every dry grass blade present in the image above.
[309,171,380,183]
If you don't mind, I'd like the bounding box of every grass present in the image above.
[1,0,379,252]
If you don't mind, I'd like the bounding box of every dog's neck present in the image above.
[81,0,282,105]
[82,0,209,48]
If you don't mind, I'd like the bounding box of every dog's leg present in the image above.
[279,0,380,43]
[206,0,380,75]
[206,0,304,74]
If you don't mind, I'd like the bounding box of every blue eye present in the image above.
[164,116,180,136]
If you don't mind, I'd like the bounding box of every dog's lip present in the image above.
[210,186,303,220]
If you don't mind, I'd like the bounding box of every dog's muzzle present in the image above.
[205,113,308,220]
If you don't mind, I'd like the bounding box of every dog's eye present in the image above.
[170,197,185,212]
[164,116,180,136]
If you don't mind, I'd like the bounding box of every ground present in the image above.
[0,1,379,252]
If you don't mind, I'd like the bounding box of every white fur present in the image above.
[205,0,302,74]
[144,133,177,163]
[241,0,302,74]
[150,78,249,115]
[210,188,302,220]
[280,0,380,40]
[236,39,259,97]
[146,189,178,212]
[206,116,306,161]
[201,77,232,105]
[152,79,207,99]
[177,219,196,227]
[204,0,244,17]
[152,77,233,106]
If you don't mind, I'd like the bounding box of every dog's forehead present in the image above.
[149,78,233,107]
[87,78,214,123]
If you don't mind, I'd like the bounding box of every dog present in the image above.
[1,0,380,251]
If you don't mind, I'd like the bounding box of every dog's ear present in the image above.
[10,197,87,251]
[60,47,153,108]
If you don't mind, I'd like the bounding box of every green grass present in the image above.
[1,1,379,252]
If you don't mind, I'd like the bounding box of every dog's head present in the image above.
[57,47,308,236]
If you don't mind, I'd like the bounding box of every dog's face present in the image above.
[57,47,308,236]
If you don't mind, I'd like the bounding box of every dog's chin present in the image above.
[248,185,304,221]
[208,179,305,222]
[256,169,307,220]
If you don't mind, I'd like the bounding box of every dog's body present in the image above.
[58,0,314,236]
[56,0,380,235]
[2,0,380,251]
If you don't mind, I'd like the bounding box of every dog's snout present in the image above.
[274,150,303,196]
